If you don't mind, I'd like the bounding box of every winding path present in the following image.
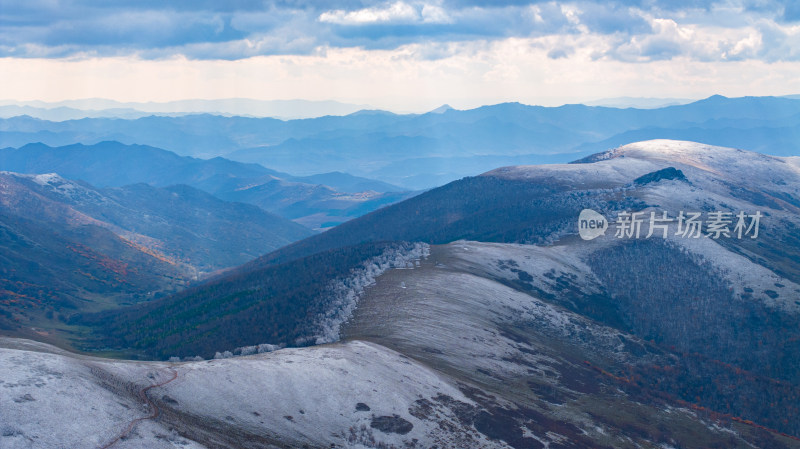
[99,367,179,449]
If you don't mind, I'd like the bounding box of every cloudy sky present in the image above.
[1,0,799,111]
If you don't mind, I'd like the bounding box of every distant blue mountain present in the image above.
[289,171,403,193]
[1,95,798,188]
[0,98,370,120]
[575,123,800,157]
[0,142,413,230]
[0,141,279,187]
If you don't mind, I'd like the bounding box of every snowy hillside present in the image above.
[487,139,800,196]
[0,337,500,448]
[3,139,800,448]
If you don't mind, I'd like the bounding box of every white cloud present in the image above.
[597,15,800,63]
[727,30,762,59]
[2,0,799,64]
[319,2,421,25]
[421,4,452,24]
[756,19,800,61]
[318,1,453,26]
[2,37,798,111]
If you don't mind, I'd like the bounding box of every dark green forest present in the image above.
[76,241,410,359]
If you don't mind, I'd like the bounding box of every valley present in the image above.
[4,0,800,446]
[4,237,800,448]
[2,139,798,447]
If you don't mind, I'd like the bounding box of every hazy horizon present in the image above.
[1,93,793,118]
[3,1,799,111]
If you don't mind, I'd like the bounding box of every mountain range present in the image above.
[2,95,800,188]
[2,91,800,447]
[0,171,312,340]
[0,141,413,230]
[18,139,791,448]
[0,98,370,120]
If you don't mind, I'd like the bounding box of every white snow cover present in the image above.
[485,155,659,188]
[313,242,430,344]
[344,241,653,387]
[163,340,495,448]
[665,230,800,312]
[616,140,800,189]
[0,337,500,449]
[24,172,106,202]
[487,139,800,311]
[3,139,798,448]
[446,239,604,299]
[0,340,204,449]
[487,139,800,199]
[31,172,62,186]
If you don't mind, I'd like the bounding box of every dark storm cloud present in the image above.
[0,0,796,61]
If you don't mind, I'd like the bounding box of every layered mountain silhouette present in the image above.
[2,95,800,448]
[2,95,799,188]
[50,140,800,447]
[0,141,412,230]
[0,171,312,335]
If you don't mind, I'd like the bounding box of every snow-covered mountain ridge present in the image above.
[3,139,800,448]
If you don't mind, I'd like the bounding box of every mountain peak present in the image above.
[31,172,66,185]
[347,109,395,117]
[428,104,454,114]
[484,139,797,192]
[17,142,53,151]
[611,139,757,160]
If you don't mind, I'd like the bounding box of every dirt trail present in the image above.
[99,367,178,449]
